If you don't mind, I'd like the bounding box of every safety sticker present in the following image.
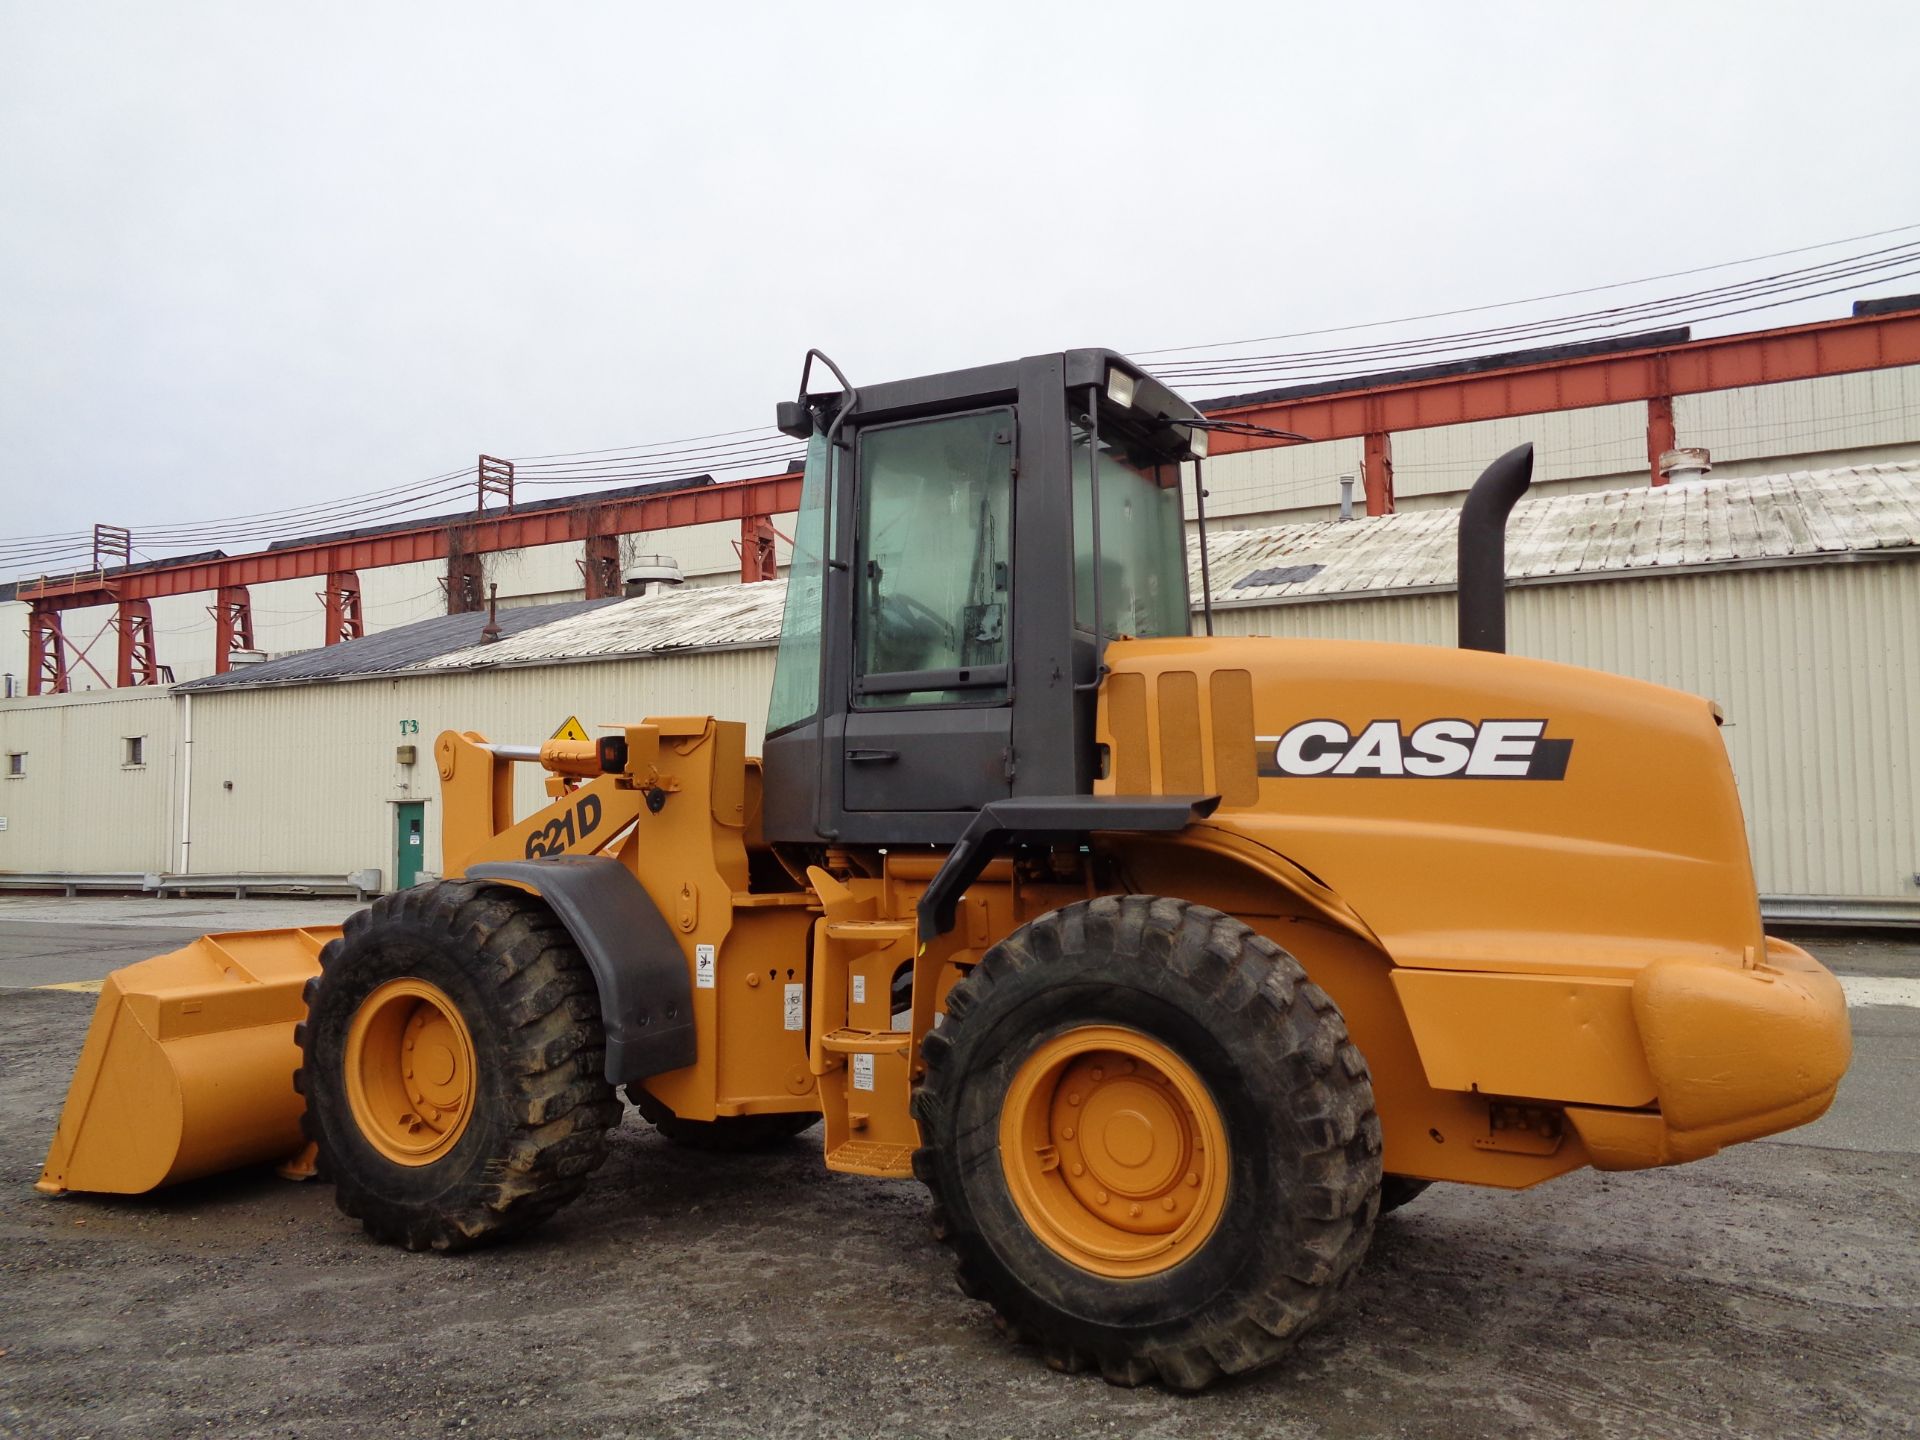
[852,974,866,1004]
[852,1053,875,1091]
[695,944,716,989]
[784,983,804,1031]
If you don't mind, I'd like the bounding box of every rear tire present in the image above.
[295,880,623,1251]
[913,895,1382,1390]
[628,1089,818,1152]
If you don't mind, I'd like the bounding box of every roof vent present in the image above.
[228,649,268,667]
[1659,447,1712,484]
[624,555,685,597]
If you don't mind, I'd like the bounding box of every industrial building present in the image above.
[5,314,1919,693]
[3,458,1914,922]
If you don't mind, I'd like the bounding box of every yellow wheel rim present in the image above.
[999,1025,1229,1278]
[343,978,478,1166]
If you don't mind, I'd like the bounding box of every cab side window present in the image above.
[853,410,1014,708]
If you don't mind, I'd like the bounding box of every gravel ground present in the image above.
[2,973,1916,1439]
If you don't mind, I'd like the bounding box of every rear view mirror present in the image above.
[775,399,813,439]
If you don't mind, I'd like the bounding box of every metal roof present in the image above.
[174,596,620,691]
[413,581,789,674]
[176,462,1919,692]
[1199,461,1920,606]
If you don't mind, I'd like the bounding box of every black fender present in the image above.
[467,856,696,1087]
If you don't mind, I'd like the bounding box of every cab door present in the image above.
[842,408,1015,813]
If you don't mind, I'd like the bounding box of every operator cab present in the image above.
[760,348,1209,846]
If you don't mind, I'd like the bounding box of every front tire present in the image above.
[295,880,623,1251]
[912,895,1381,1390]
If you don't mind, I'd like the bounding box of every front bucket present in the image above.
[37,926,339,1196]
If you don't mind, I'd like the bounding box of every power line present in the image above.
[1133,220,1920,358]
[1152,245,1920,385]
[5,224,1917,583]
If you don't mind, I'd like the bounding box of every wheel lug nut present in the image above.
[1090,1067,1104,1082]
[1186,1173,1199,1187]
[1062,1127,1074,1141]
[1067,1092,1081,1106]
[1129,1203,1142,1218]
[1071,1163,1084,1177]
[1162,1197,1177,1211]
[1095,1190,1109,1205]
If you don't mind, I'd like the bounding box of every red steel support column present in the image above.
[323,571,364,644]
[1362,431,1396,516]
[1646,394,1676,487]
[740,514,778,581]
[211,584,254,673]
[27,603,69,696]
[446,549,484,614]
[115,599,161,687]
[581,534,622,598]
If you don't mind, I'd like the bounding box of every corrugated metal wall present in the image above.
[1211,557,1920,902]
[184,648,777,882]
[0,690,177,872]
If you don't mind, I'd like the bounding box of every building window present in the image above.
[6,752,23,778]
[124,736,145,768]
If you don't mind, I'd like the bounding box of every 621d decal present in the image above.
[1258,719,1572,780]
[524,791,605,857]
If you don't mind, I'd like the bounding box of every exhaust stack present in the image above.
[1456,443,1534,654]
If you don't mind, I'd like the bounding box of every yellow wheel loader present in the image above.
[38,347,1853,1390]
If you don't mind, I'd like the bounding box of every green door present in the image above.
[394,802,425,890]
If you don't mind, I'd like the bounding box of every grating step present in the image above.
[825,1138,916,1178]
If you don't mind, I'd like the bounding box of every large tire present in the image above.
[295,879,623,1251]
[628,1088,819,1152]
[912,895,1381,1391]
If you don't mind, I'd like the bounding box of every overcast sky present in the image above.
[3,1,1917,570]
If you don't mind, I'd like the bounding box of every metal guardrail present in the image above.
[149,870,382,901]
[1762,895,1920,929]
[0,872,151,897]
[0,869,381,901]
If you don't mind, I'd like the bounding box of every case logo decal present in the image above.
[1258,719,1572,780]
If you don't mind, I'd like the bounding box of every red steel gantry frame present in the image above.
[12,307,1919,691]
[1201,306,1920,513]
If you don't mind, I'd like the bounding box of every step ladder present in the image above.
[808,872,920,1177]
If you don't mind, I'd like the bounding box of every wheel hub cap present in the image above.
[343,977,478,1165]
[1001,1025,1229,1277]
